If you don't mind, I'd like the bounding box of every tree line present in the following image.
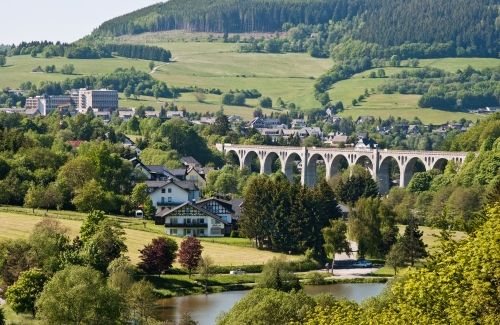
[377,66,500,110]
[93,0,498,58]
[6,41,172,62]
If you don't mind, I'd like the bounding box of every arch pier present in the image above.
[216,144,468,194]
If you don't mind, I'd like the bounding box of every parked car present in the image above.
[229,269,246,275]
[353,260,373,268]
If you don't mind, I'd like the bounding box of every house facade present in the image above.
[161,202,229,237]
[147,179,200,210]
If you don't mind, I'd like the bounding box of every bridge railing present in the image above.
[218,143,470,156]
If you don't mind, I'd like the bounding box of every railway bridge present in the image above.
[216,143,469,194]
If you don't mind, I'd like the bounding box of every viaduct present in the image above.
[215,143,469,194]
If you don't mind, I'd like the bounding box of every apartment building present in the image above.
[77,89,118,113]
[25,95,72,116]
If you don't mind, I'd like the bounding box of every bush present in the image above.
[307,272,326,285]
[259,97,272,108]
[230,230,240,238]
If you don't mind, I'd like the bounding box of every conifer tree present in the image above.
[400,218,427,266]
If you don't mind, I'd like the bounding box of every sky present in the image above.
[0,0,162,45]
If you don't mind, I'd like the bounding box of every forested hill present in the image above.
[93,0,499,56]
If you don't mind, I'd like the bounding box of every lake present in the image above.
[156,282,386,325]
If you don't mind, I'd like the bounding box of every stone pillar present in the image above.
[372,148,379,180]
[301,147,309,186]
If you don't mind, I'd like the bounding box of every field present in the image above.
[0,43,498,122]
[0,207,297,266]
[0,55,151,89]
[119,93,279,121]
[331,57,499,124]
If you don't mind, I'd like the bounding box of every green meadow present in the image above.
[0,41,498,122]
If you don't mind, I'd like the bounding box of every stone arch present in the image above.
[378,156,401,195]
[432,158,448,171]
[262,151,282,175]
[329,154,349,178]
[305,153,326,187]
[225,149,240,167]
[355,155,373,172]
[283,152,302,181]
[402,157,427,187]
[242,150,261,173]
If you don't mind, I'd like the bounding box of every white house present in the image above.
[160,202,229,237]
[146,179,200,210]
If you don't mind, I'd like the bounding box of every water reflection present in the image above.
[157,283,386,325]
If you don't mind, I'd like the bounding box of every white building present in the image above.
[25,95,72,116]
[160,202,229,237]
[146,179,200,211]
[78,89,118,113]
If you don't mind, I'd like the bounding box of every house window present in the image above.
[168,197,172,202]
[168,188,172,193]
[170,229,177,235]
[161,189,166,193]
[185,229,192,235]
[198,218,205,224]
[171,218,178,225]
[186,218,191,224]
[199,229,205,235]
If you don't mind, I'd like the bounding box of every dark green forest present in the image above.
[93,0,499,57]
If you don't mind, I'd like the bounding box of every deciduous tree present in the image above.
[36,265,121,325]
[6,268,47,317]
[178,237,203,277]
[138,237,178,276]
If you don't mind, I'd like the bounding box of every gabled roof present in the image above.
[159,202,229,224]
[145,179,198,192]
[145,165,182,180]
[181,156,201,166]
[196,197,235,213]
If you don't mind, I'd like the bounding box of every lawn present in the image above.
[0,55,151,89]
[119,93,279,121]
[0,207,298,266]
[116,40,331,109]
[330,57,499,124]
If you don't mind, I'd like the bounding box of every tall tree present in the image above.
[322,220,351,273]
[177,237,203,278]
[83,218,127,273]
[198,255,215,293]
[385,241,406,275]
[400,218,427,266]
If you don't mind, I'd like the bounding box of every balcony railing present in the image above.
[156,201,183,206]
[166,222,208,228]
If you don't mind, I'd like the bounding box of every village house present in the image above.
[324,133,348,147]
[249,117,283,129]
[186,166,214,190]
[181,156,202,169]
[146,179,200,210]
[291,119,306,129]
[118,109,135,121]
[166,110,184,119]
[144,111,160,118]
[159,202,230,237]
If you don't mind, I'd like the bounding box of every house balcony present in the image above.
[166,222,208,228]
[156,201,184,206]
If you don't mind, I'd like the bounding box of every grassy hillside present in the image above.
[1,44,498,122]
[0,207,296,266]
[330,58,499,124]
[0,55,151,89]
